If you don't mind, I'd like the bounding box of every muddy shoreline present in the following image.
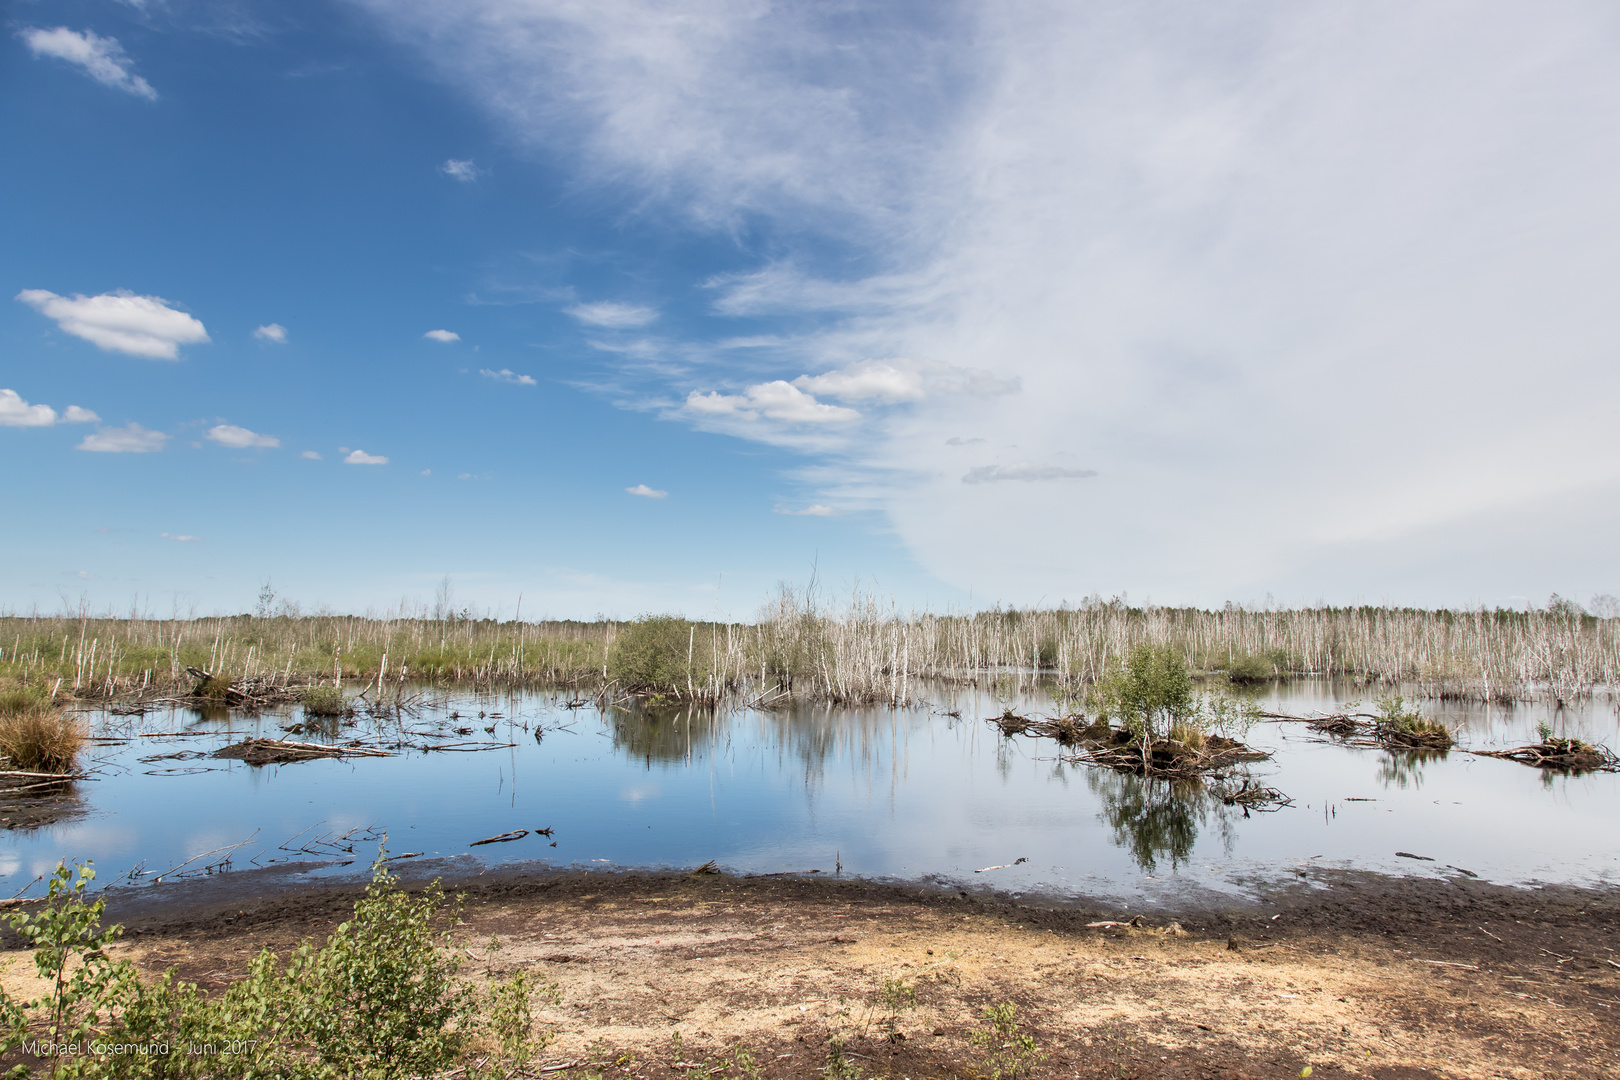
[5,866,1610,1078]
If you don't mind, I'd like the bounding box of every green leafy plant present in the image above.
[300,686,347,718]
[877,976,916,1012]
[5,863,124,1046]
[969,1002,1044,1080]
[823,1035,862,1080]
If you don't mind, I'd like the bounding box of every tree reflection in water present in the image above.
[1377,749,1446,790]
[1086,769,1238,874]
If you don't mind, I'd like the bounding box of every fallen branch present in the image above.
[469,830,529,847]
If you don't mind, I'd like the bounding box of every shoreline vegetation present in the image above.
[2,588,1617,712]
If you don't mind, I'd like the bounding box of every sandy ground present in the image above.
[3,868,1617,1079]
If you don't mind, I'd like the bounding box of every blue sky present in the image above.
[4,1,1619,619]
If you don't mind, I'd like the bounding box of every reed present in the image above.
[1,589,1614,708]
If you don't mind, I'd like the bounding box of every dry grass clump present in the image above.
[0,688,85,772]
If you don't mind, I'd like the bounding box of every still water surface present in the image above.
[4,681,1617,901]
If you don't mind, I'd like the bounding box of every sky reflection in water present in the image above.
[2,681,1616,900]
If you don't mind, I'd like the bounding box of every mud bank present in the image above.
[6,868,1618,1079]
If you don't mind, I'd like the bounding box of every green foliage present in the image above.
[1374,695,1453,748]
[0,853,545,1080]
[4,864,122,1045]
[300,686,346,718]
[608,616,703,693]
[293,856,474,1078]
[1223,648,1290,683]
[823,1035,863,1080]
[1536,720,1554,741]
[969,1002,1044,1080]
[1093,645,1195,741]
[877,976,916,1011]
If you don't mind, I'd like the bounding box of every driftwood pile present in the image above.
[988,710,1272,777]
[213,738,394,766]
[1265,711,1455,751]
[1474,738,1619,772]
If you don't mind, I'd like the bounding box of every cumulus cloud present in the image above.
[21,27,157,100]
[78,422,167,453]
[0,389,59,427]
[961,464,1097,484]
[254,323,288,343]
[566,302,658,329]
[62,406,99,424]
[16,289,208,360]
[625,483,667,499]
[206,424,279,449]
[480,367,536,385]
[441,158,479,181]
[681,381,858,427]
[301,450,322,459]
[774,504,835,516]
[344,449,388,465]
[423,329,460,342]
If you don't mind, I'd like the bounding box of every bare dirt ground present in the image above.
[5,868,1618,1079]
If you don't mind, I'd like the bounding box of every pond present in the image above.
[3,681,1617,902]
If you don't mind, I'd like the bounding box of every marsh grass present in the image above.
[300,685,347,717]
[1,588,1615,708]
[0,690,84,773]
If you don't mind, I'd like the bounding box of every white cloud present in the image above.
[566,302,658,329]
[945,436,984,446]
[441,158,479,182]
[254,323,288,343]
[625,484,667,499]
[424,329,461,342]
[480,367,536,385]
[160,533,201,542]
[21,27,157,100]
[301,450,322,460]
[0,389,58,428]
[16,289,208,360]
[344,449,389,465]
[962,464,1097,484]
[357,0,1620,605]
[774,504,835,516]
[681,381,859,427]
[792,359,1018,406]
[206,424,279,449]
[62,406,99,424]
[78,422,167,453]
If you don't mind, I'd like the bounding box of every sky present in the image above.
[4,0,1619,620]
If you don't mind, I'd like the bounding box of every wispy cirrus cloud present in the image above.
[160,532,201,542]
[480,368,536,386]
[20,27,157,100]
[206,424,279,449]
[774,504,835,516]
[356,0,1620,604]
[566,302,658,329]
[17,289,208,360]
[78,422,167,453]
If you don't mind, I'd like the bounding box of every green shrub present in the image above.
[609,616,701,693]
[969,1002,1044,1080]
[300,686,347,717]
[1092,645,1196,741]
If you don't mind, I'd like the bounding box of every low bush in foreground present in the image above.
[1,854,555,1079]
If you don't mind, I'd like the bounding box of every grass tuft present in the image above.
[0,690,84,773]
